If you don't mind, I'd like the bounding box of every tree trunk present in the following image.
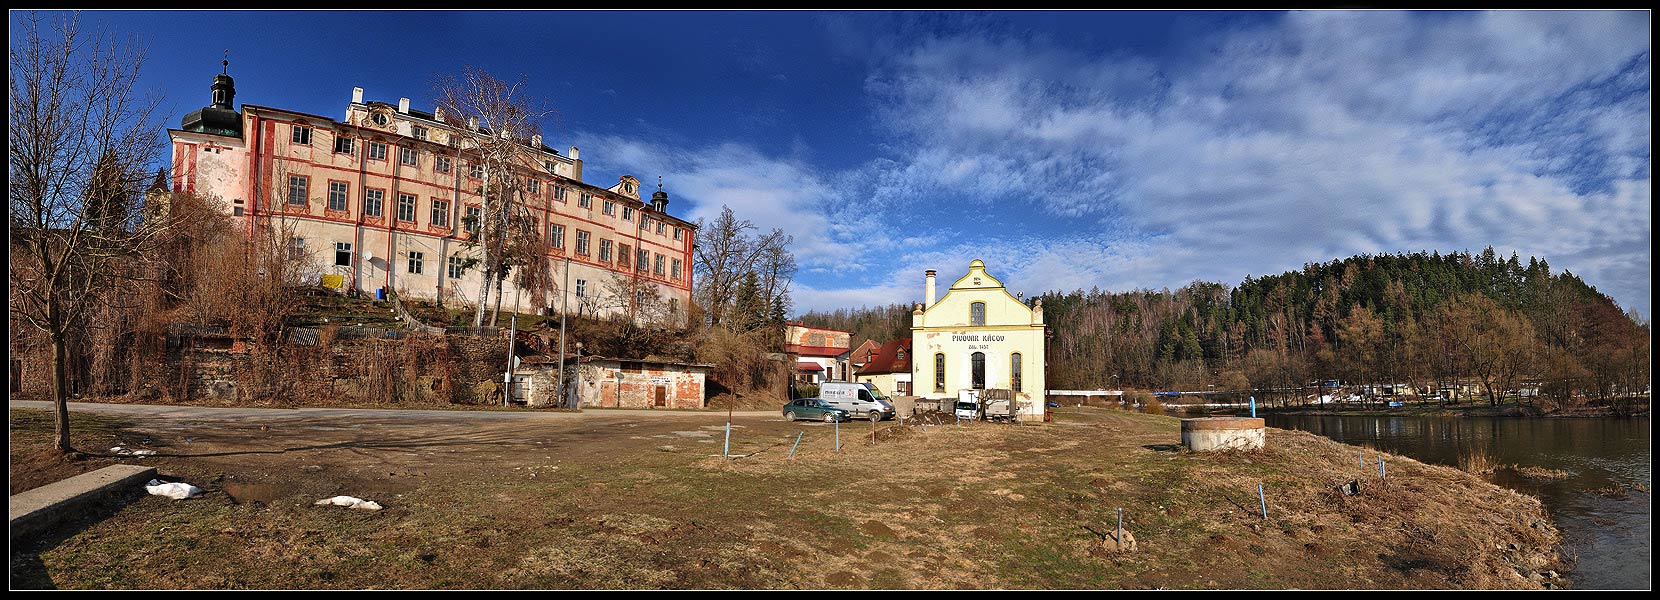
[472,170,493,328]
[491,275,505,326]
[52,330,73,453]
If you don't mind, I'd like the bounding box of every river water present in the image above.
[1260,413,1651,590]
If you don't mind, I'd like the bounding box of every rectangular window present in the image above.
[327,181,349,211]
[653,254,664,276]
[640,217,650,231]
[469,164,484,179]
[335,242,352,267]
[527,179,540,194]
[430,198,450,228]
[575,279,587,298]
[671,259,682,280]
[334,136,354,155]
[542,160,555,173]
[673,227,684,241]
[435,156,452,174]
[368,141,388,161]
[465,205,482,233]
[549,224,564,250]
[364,189,384,217]
[575,230,590,255]
[656,221,666,235]
[619,244,631,268]
[397,194,417,223]
[935,353,946,393]
[599,239,612,262]
[400,147,419,167]
[636,249,649,271]
[291,125,311,145]
[447,254,465,279]
[622,206,633,222]
[603,200,615,216]
[289,237,306,260]
[970,302,986,326]
[578,192,592,209]
[412,125,428,140]
[553,186,567,202]
[287,175,308,206]
[407,251,424,274]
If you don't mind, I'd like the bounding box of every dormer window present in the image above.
[623,182,635,194]
[412,125,428,140]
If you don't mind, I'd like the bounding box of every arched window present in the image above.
[934,353,946,393]
[971,352,986,390]
[970,302,986,326]
[1011,352,1022,392]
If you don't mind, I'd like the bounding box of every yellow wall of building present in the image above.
[911,260,1046,415]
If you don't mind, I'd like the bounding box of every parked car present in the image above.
[782,398,851,422]
[954,400,981,421]
[819,381,895,421]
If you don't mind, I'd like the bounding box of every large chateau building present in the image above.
[166,65,695,321]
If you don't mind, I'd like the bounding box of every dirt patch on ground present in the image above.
[9,406,1562,589]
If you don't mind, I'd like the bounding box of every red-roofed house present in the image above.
[783,322,851,384]
[855,338,913,396]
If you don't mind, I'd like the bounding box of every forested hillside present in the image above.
[800,248,1651,410]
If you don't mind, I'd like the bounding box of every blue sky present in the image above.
[20,10,1652,318]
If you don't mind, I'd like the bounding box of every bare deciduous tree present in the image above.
[8,12,166,452]
[432,67,556,328]
[693,205,792,330]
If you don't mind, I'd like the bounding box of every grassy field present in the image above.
[8,407,1562,589]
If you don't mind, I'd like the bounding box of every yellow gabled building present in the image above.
[911,260,1046,417]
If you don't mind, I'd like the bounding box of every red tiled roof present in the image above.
[856,339,912,375]
[796,361,824,372]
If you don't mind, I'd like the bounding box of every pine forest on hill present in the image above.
[797,248,1651,411]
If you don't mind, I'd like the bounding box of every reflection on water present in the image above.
[1263,414,1652,590]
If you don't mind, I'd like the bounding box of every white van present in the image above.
[953,389,982,421]
[819,381,895,421]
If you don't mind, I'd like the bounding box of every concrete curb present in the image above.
[9,464,157,545]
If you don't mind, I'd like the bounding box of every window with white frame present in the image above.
[469,163,483,179]
[368,141,387,161]
[575,278,587,298]
[465,205,481,233]
[636,249,649,271]
[287,175,308,205]
[575,230,590,255]
[671,258,682,280]
[656,220,665,235]
[578,192,592,208]
[639,217,649,230]
[622,206,633,221]
[364,189,384,217]
[327,181,349,211]
[673,227,683,241]
[599,239,612,262]
[447,254,465,279]
[435,156,452,174]
[653,253,664,276]
[412,125,428,140]
[400,147,418,167]
[553,185,567,202]
[527,179,540,194]
[603,200,615,216]
[292,125,312,145]
[407,251,424,274]
[430,199,450,228]
[549,223,564,249]
[397,194,417,222]
[334,136,354,154]
[335,241,352,267]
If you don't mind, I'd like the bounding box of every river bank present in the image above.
[1250,400,1648,419]
[12,405,1562,589]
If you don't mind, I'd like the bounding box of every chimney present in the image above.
[925,270,937,308]
[352,87,363,104]
[531,134,543,148]
[397,97,410,113]
[433,106,445,122]
[568,146,580,160]
[468,116,478,130]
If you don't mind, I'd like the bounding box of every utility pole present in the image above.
[505,287,520,406]
[558,256,569,408]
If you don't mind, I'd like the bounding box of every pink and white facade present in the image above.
[166,68,695,322]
